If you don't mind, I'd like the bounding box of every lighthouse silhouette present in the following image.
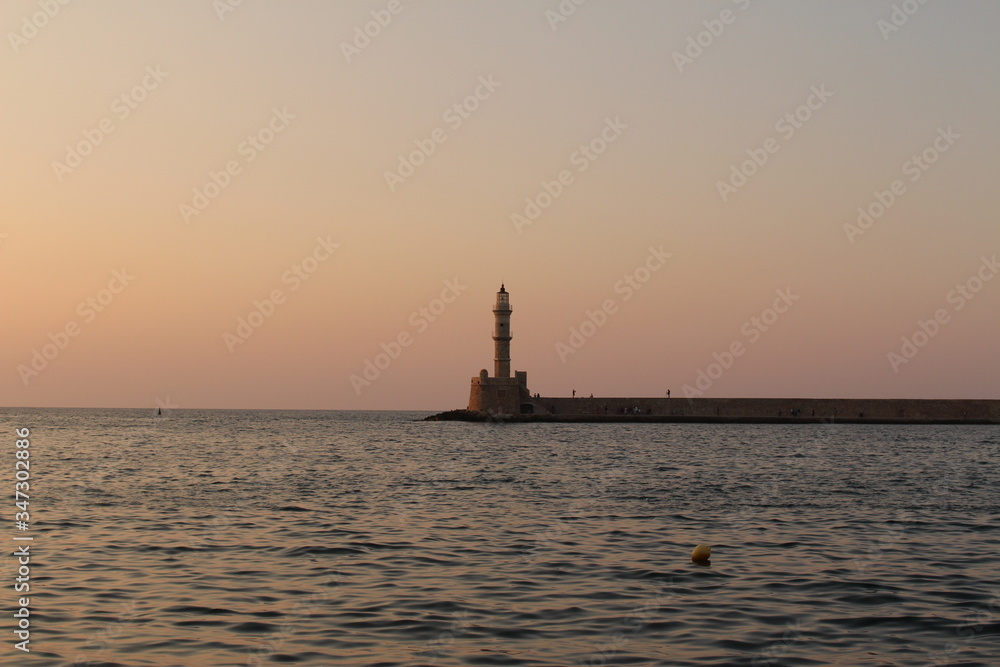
[493,284,511,378]
[468,284,531,415]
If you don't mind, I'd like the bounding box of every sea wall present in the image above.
[527,397,1000,423]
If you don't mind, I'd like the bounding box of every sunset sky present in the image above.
[3,0,998,409]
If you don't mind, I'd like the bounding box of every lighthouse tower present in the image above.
[493,284,511,378]
[469,284,530,415]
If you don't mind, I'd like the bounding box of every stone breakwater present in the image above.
[425,398,1000,423]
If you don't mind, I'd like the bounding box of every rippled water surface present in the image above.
[3,409,999,666]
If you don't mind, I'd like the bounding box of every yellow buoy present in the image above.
[691,545,712,562]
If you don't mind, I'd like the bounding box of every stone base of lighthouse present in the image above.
[468,370,532,416]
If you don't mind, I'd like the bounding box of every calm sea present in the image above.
[2,409,998,667]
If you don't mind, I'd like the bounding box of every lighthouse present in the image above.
[493,284,511,378]
[468,284,531,415]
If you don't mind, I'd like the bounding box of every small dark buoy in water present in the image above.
[157,407,162,416]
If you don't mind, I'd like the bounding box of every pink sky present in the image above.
[2,1,998,409]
